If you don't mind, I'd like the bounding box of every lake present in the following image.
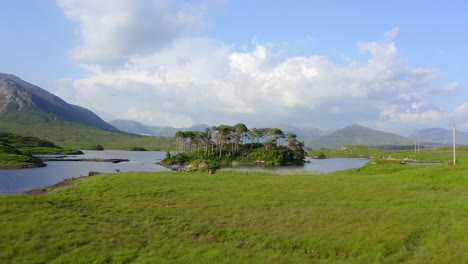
[0,150,368,194]
[223,157,369,173]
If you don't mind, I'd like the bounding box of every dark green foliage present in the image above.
[130,147,147,151]
[163,152,192,165]
[163,125,306,170]
[83,144,104,151]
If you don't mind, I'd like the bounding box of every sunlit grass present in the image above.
[1,161,467,263]
[308,144,468,165]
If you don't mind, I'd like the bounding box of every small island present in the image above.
[160,124,305,172]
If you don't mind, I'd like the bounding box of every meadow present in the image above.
[308,145,466,165]
[1,152,467,263]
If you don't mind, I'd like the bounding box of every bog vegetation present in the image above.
[161,124,305,170]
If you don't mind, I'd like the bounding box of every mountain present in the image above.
[308,124,414,149]
[111,120,329,141]
[0,73,118,131]
[0,74,174,150]
[107,119,155,135]
[109,119,210,137]
[274,125,325,140]
[408,128,468,145]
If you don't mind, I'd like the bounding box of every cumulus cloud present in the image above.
[56,2,462,133]
[58,0,206,65]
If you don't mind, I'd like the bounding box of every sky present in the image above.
[1,0,467,135]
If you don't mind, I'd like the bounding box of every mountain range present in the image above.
[305,124,415,149]
[1,72,466,149]
[408,128,468,145]
[110,120,419,149]
[0,73,117,131]
[109,119,210,137]
[110,120,467,148]
[108,120,327,140]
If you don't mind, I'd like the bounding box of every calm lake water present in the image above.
[225,157,369,173]
[0,150,368,194]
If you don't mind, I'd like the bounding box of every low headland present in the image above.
[0,132,83,169]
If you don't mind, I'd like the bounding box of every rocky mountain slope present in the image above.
[0,73,117,131]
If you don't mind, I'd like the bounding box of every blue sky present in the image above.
[1,0,467,135]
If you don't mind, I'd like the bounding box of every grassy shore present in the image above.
[308,145,466,165]
[1,160,467,263]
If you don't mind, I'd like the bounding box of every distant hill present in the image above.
[109,119,210,137]
[308,124,414,149]
[408,128,468,145]
[274,125,325,140]
[0,73,117,131]
[107,119,156,135]
[110,120,327,139]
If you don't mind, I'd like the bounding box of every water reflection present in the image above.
[222,157,368,173]
[0,150,169,194]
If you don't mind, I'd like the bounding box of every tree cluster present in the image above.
[163,124,305,169]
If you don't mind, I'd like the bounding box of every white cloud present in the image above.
[443,82,460,91]
[58,0,206,65]
[455,102,468,114]
[55,4,463,133]
[124,106,194,128]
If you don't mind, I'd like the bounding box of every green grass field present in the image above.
[308,145,466,165]
[1,159,467,263]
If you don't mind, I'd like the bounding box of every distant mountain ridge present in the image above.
[0,73,117,131]
[308,124,414,149]
[109,120,327,139]
[273,124,325,140]
[109,119,210,137]
[110,120,418,149]
[408,128,468,145]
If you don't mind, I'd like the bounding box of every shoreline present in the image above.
[40,158,129,163]
[23,171,102,196]
[0,161,46,170]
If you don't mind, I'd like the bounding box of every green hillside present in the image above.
[0,73,175,151]
[0,112,175,150]
[309,144,464,165]
[0,131,64,168]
